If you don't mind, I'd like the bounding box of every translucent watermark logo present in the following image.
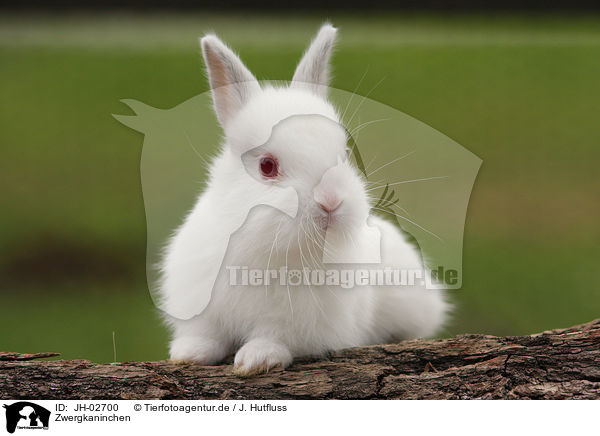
[115,83,481,320]
[227,266,459,289]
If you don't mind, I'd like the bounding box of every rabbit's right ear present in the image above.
[200,35,260,129]
[291,24,337,98]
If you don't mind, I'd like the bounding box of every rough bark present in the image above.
[1,319,598,400]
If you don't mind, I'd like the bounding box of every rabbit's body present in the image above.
[161,25,448,375]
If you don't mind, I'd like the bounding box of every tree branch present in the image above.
[2,319,599,399]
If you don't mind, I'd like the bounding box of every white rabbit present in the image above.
[160,23,449,376]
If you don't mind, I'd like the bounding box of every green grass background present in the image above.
[1,13,599,362]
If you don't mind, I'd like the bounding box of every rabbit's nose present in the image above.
[318,198,343,214]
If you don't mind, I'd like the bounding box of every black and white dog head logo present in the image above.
[3,402,50,434]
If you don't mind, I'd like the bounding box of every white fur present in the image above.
[160,24,449,375]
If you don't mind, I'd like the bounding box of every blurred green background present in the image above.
[1,12,599,363]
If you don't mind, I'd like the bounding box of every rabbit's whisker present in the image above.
[299,219,345,336]
[183,131,212,170]
[364,155,378,173]
[265,217,285,297]
[284,234,294,317]
[365,176,448,193]
[348,117,390,139]
[304,214,335,257]
[384,175,449,188]
[298,227,329,321]
[371,199,411,217]
[371,206,443,241]
[341,66,370,126]
[367,150,416,178]
[346,76,386,129]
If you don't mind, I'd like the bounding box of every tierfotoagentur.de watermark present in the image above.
[227,266,459,289]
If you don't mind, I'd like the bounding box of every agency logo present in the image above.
[114,26,481,322]
[3,402,50,434]
[116,88,481,321]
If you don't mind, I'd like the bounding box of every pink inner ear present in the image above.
[204,48,235,124]
[204,47,229,90]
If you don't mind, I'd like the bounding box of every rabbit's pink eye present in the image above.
[260,156,278,178]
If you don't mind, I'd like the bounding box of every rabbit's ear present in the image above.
[291,23,337,98]
[200,34,260,128]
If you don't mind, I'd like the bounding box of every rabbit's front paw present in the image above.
[233,338,293,377]
[169,336,229,365]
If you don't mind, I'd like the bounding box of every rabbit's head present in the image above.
[201,24,371,261]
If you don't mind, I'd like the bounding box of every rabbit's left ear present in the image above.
[201,34,260,129]
[291,24,337,98]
